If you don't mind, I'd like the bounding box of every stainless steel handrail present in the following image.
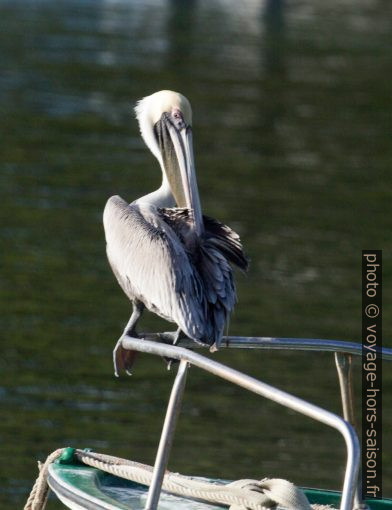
[137,334,392,360]
[144,359,189,510]
[122,336,362,510]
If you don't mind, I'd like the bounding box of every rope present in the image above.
[24,448,336,510]
[227,478,312,510]
[75,450,313,510]
[24,448,65,510]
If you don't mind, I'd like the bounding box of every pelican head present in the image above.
[135,90,202,234]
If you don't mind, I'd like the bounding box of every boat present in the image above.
[26,335,392,510]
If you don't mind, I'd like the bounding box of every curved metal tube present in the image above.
[145,359,189,510]
[139,334,392,360]
[122,337,360,510]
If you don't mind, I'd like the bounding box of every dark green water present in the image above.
[1,0,391,507]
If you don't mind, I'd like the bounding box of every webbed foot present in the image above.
[113,333,139,377]
[114,301,145,377]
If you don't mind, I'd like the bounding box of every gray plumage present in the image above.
[104,195,248,349]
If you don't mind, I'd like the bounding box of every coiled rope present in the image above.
[24,448,66,510]
[24,448,334,510]
[77,450,312,510]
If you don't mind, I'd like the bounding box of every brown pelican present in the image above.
[103,90,248,376]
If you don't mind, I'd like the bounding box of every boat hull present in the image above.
[48,462,392,510]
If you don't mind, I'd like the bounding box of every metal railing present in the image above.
[120,335,391,510]
[128,333,392,359]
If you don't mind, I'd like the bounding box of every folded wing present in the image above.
[160,207,249,348]
[103,196,207,342]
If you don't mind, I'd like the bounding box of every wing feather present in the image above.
[103,195,207,342]
[159,207,248,348]
[104,198,249,349]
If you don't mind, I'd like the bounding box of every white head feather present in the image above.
[134,90,192,164]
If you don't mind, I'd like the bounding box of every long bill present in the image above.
[165,122,204,237]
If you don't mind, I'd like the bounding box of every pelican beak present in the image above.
[155,112,204,236]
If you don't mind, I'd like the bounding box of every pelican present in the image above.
[103,90,248,376]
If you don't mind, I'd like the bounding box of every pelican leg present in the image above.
[113,301,145,377]
[163,327,183,346]
[165,328,185,370]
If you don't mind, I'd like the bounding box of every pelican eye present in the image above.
[171,109,186,130]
